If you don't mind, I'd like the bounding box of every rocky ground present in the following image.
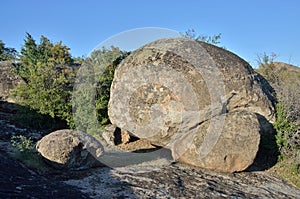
[1,101,300,198]
[0,149,89,199]
[0,114,89,198]
[63,163,300,198]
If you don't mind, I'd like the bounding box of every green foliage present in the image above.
[257,54,300,187]
[12,33,76,127]
[73,46,129,134]
[0,40,17,61]
[274,103,296,150]
[11,135,35,154]
[180,28,222,46]
[10,135,51,174]
[93,48,129,127]
[257,53,299,160]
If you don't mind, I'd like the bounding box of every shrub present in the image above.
[274,102,298,159]
[11,135,35,154]
[10,135,51,174]
[180,28,222,46]
[257,54,300,187]
[73,47,129,134]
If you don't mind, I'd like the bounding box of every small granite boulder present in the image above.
[36,129,104,170]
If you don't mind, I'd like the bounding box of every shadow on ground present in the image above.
[0,100,67,136]
[0,100,138,198]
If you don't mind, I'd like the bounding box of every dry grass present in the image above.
[269,158,300,188]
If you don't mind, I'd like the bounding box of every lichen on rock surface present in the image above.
[36,129,104,170]
[108,38,276,172]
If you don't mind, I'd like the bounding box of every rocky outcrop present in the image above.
[64,163,300,198]
[0,61,24,101]
[108,38,276,172]
[36,129,104,170]
[102,125,136,146]
[0,149,89,199]
[0,105,298,198]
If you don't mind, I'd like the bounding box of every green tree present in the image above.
[73,46,129,134]
[0,40,17,61]
[12,33,76,127]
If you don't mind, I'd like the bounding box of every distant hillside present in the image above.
[272,62,300,75]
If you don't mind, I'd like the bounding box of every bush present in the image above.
[256,54,300,158]
[257,54,300,187]
[274,102,298,159]
[73,47,129,134]
[11,135,35,154]
[180,28,222,46]
[10,135,51,174]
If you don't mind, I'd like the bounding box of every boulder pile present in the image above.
[108,38,276,172]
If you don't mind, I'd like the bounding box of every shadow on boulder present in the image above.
[247,114,279,171]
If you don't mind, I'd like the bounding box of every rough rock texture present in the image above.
[176,110,261,172]
[0,149,89,199]
[0,106,299,198]
[108,38,276,172]
[101,125,138,146]
[64,163,300,198]
[0,61,24,100]
[36,129,104,170]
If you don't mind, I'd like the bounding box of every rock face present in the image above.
[0,61,24,100]
[64,163,300,198]
[36,129,104,170]
[108,38,276,172]
[0,105,298,198]
[102,125,134,146]
[176,111,261,172]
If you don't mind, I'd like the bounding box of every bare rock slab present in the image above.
[36,129,104,170]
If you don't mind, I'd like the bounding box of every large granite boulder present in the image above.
[36,129,104,170]
[108,38,276,172]
[0,61,24,101]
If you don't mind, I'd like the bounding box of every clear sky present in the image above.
[1,0,300,67]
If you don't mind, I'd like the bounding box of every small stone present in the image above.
[36,129,104,170]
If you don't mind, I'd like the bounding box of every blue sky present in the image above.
[1,0,300,67]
